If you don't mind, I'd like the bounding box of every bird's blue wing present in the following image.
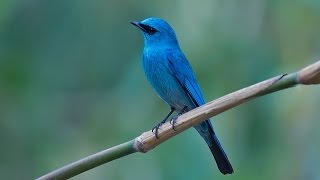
[166,48,205,107]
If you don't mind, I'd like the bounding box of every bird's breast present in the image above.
[142,50,172,93]
[142,48,192,111]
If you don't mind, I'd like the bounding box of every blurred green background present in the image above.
[1,0,320,179]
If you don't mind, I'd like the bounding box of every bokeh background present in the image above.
[1,0,320,179]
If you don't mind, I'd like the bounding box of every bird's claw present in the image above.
[152,107,176,138]
[152,121,166,138]
[152,117,177,138]
[170,117,177,131]
[152,125,160,138]
[169,106,187,131]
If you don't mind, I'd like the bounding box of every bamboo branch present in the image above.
[37,60,320,180]
[37,140,136,180]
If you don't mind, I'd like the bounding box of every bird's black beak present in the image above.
[130,21,146,32]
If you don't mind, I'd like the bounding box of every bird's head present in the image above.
[130,17,179,48]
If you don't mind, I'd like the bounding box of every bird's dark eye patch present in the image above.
[140,24,158,35]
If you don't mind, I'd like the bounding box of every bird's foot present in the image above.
[170,106,188,131]
[152,119,167,138]
[152,107,176,138]
[170,117,178,131]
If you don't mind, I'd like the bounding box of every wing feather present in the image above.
[166,49,205,107]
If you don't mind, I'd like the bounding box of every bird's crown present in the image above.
[131,17,179,47]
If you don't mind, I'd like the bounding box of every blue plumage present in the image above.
[131,17,233,174]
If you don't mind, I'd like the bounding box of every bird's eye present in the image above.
[148,27,157,34]
[139,24,158,35]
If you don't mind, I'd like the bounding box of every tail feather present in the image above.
[196,120,233,175]
[208,128,233,174]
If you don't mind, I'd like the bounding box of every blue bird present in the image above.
[131,17,233,174]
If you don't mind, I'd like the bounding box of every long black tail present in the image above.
[196,120,233,175]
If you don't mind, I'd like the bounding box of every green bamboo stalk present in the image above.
[37,140,136,180]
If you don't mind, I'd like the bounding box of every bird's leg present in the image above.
[152,107,175,138]
[170,106,188,131]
